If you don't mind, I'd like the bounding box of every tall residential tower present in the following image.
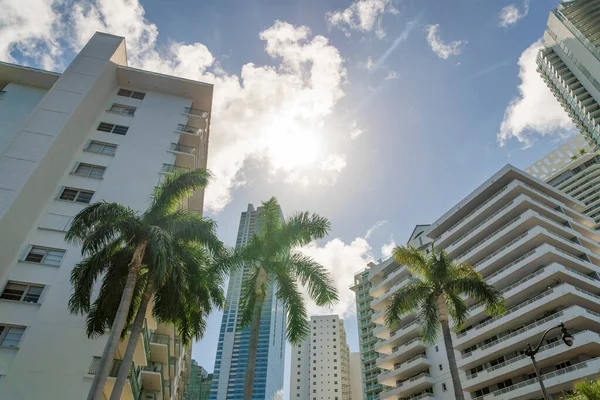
[290,315,352,400]
[210,204,286,400]
[0,32,212,399]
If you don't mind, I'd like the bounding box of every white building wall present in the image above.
[0,32,211,400]
[349,352,363,400]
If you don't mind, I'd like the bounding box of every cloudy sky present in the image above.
[1,0,578,397]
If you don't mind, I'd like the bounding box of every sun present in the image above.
[263,117,322,171]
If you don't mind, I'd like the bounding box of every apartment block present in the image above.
[536,0,600,150]
[210,204,285,400]
[0,32,212,399]
[290,315,351,400]
[349,352,364,400]
[427,164,600,399]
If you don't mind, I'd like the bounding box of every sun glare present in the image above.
[263,119,322,171]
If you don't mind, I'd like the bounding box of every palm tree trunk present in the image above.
[109,279,153,400]
[438,295,464,400]
[244,268,268,400]
[88,240,147,400]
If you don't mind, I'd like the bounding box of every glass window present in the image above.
[24,246,65,266]
[59,187,94,203]
[1,282,44,303]
[85,140,117,155]
[108,103,136,116]
[0,325,26,347]
[73,163,105,179]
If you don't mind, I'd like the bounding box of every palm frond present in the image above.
[444,290,469,329]
[159,211,223,254]
[65,202,139,244]
[145,226,174,284]
[274,272,309,345]
[287,251,338,306]
[239,267,260,327]
[278,212,331,247]
[392,246,429,278]
[419,291,440,343]
[146,168,212,221]
[385,280,431,327]
[446,274,505,316]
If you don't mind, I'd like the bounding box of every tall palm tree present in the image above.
[237,197,338,400]
[66,169,219,400]
[566,379,600,400]
[108,242,228,400]
[385,244,505,400]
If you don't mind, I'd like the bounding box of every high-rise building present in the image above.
[186,361,212,400]
[355,163,600,399]
[0,32,212,399]
[290,315,352,400]
[350,268,381,400]
[536,0,600,151]
[210,204,286,400]
[349,352,364,400]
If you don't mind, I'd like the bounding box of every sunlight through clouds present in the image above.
[0,0,350,214]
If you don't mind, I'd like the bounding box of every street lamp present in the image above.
[523,322,574,400]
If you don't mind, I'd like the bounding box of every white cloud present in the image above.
[498,40,575,147]
[384,70,399,80]
[365,220,387,239]
[498,0,530,27]
[381,235,396,259]
[426,24,466,59]
[327,0,398,39]
[301,237,374,318]
[318,154,347,185]
[0,0,349,214]
[348,121,365,140]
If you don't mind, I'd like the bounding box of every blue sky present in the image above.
[1,0,579,398]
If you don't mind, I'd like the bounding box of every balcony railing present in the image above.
[169,142,196,155]
[456,214,523,261]
[175,124,204,135]
[449,200,516,249]
[88,357,140,398]
[183,107,209,118]
[161,164,190,174]
[150,332,170,345]
[473,231,529,267]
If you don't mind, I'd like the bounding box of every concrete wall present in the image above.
[349,352,363,400]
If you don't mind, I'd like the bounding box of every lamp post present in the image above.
[523,322,574,400]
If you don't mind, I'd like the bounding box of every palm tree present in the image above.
[385,244,505,400]
[66,169,220,400]
[236,197,338,400]
[565,379,600,400]
[108,242,227,400]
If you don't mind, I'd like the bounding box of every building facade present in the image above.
[186,361,212,400]
[210,204,286,400]
[290,315,352,400]
[350,268,381,400]
[537,0,600,151]
[349,352,364,400]
[0,32,211,399]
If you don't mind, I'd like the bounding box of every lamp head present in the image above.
[560,323,574,347]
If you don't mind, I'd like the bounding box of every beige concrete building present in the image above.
[349,352,364,400]
[0,32,212,399]
[290,315,352,400]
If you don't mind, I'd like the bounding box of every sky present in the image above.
[0,0,580,398]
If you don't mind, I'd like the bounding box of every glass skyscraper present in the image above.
[209,204,286,400]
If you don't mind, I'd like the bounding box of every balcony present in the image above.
[182,107,209,118]
[376,337,426,370]
[463,330,600,391]
[140,362,164,394]
[379,372,433,400]
[375,320,420,353]
[458,306,600,368]
[169,142,196,156]
[370,266,408,297]
[88,357,140,400]
[378,354,430,386]
[371,277,411,311]
[150,332,170,364]
[175,123,204,136]
[161,163,189,174]
[473,357,600,400]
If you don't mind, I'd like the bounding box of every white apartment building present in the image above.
[355,162,600,400]
[350,352,364,400]
[290,315,352,400]
[0,32,212,399]
[536,0,600,151]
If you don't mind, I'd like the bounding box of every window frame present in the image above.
[22,245,66,266]
[72,162,106,179]
[107,103,137,116]
[0,281,45,304]
[117,88,146,100]
[97,122,129,135]
[84,140,117,156]
[0,324,26,348]
[58,187,95,204]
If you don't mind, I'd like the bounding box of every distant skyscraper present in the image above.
[210,204,286,400]
[186,360,212,400]
[537,0,600,150]
[290,315,352,400]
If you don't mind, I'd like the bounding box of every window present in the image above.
[85,140,117,156]
[435,345,439,352]
[442,383,447,392]
[108,103,136,116]
[439,364,443,371]
[474,388,490,397]
[1,282,44,303]
[0,325,25,348]
[497,379,513,390]
[73,163,106,179]
[59,187,94,203]
[24,246,65,266]
[556,361,572,370]
[97,122,129,135]
[117,88,146,100]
